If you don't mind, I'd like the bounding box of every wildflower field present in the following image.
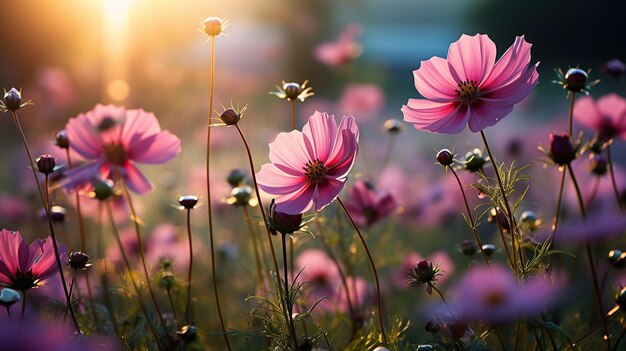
[0,1,625,350]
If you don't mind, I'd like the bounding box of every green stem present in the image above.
[607,145,624,213]
[243,206,266,289]
[568,92,576,136]
[185,208,194,325]
[282,233,299,350]
[337,197,388,346]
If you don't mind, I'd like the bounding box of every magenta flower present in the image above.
[257,111,359,214]
[0,229,61,291]
[574,93,626,141]
[296,249,341,312]
[344,180,396,228]
[64,104,181,194]
[402,34,539,134]
[431,265,558,324]
[314,24,362,68]
[338,83,385,121]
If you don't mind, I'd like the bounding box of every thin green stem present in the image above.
[243,206,266,289]
[567,163,611,350]
[607,145,624,213]
[450,168,491,266]
[337,197,388,346]
[281,233,299,350]
[205,35,232,350]
[185,208,194,325]
[551,168,567,236]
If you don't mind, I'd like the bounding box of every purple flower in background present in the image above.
[552,210,626,243]
[574,94,626,141]
[344,180,396,228]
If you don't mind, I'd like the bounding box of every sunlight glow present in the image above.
[102,0,132,102]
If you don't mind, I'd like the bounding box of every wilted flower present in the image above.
[574,93,626,142]
[344,180,396,228]
[270,80,314,102]
[64,104,181,194]
[0,229,62,291]
[402,34,538,134]
[257,111,359,214]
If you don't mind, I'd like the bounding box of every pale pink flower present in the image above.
[0,229,61,291]
[338,84,385,121]
[314,24,362,67]
[344,180,396,228]
[257,111,359,214]
[402,34,539,134]
[64,104,181,194]
[574,93,626,141]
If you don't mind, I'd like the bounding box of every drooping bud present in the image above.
[55,130,69,149]
[436,149,454,167]
[564,68,588,92]
[36,154,57,175]
[3,88,22,111]
[178,195,199,210]
[461,240,477,256]
[203,17,223,37]
[549,133,576,165]
[226,169,247,187]
[68,251,91,270]
[219,108,241,126]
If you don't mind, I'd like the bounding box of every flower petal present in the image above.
[573,96,601,131]
[467,101,514,132]
[257,163,307,195]
[122,163,153,194]
[314,178,346,212]
[482,36,533,89]
[275,183,315,215]
[268,130,312,172]
[128,131,181,164]
[402,99,468,134]
[447,34,496,84]
[413,56,459,101]
[597,93,626,125]
[302,111,338,162]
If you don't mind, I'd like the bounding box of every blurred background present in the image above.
[0,0,625,346]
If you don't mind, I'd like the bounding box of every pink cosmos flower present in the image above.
[338,84,385,121]
[431,264,558,324]
[402,34,539,134]
[574,93,626,141]
[64,104,181,194]
[257,111,359,214]
[344,180,396,228]
[314,24,362,68]
[0,229,61,291]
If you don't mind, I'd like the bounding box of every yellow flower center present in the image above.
[456,80,480,105]
[303,159,327,184]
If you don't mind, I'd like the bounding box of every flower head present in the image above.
[0,88,31,112]
[402,34,539,134]
[553,67,599,95]
[344,180,396,228]
[270,80,314,102]
[539,133,582,166]
[257,111,359,214]
[64,104,181,194]
[574,93,626,141]
[0,229,62,291]
[202,17,228,37]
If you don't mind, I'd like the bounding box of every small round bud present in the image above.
[177,325,198,342]
[520,210,537,224]
[608,249,626,268]
[604,59,625,79]
[0,288,21,307]
[436,149,454,166]
[272,211,303,235]
[93,179,115,200]
[219,108,241,126]
[549,133,576,165]
[590,154,608,176]
[159,271,175,290]
[416,346,434,351]
[461,240,478,256]
[283,82,302,101]
[230,186,253,206]
[488,207,510,232]
[411,260,437,284]
[68,251,91,270]
[178,195,199,209]
[464,148,486,172]
[55,130,69,149]
[36,154,57,175]
[383,119,404,133]
[616,286,626,309]
[227,169,247,187]
[203,17,223,37]
[40,205,67,222]
[565,68,588,92]
[3,88,22,111]
[481,244,496,257]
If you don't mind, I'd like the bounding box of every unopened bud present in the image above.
[565,68,588,92]
[3,88,22,111]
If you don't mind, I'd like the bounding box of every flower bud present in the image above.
[0,288,21,307]
[36,154,57,175]
[226,169,247,187]
[461,240,477,256]
[411,260,437,284]
[40,205,67,222]
[436,149,454,167]
[272,211,303,235]
[416,346,434,351]
[283,82,302,101]
[159,271,175,290]
[373,348,391,351]
[564,68,588,92]
[617,286,626,310]
[520,210,537,224]
[549,133,576,165]
[230,186,253,206]
[590,154,608,176]
[178,195,199,209]
[481,244,496,257]
[604,59,625,79]
[55,130,69,149]
[488,207,510,232]
[3,88,22,111]
[203,17,223,37]
[383,119,404,133]
[93,179,115,200]
[464,148,486,172]
[68,251,91,270]
[177,325,198,342]
[219,108,240,126]
[608,249,626,268]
